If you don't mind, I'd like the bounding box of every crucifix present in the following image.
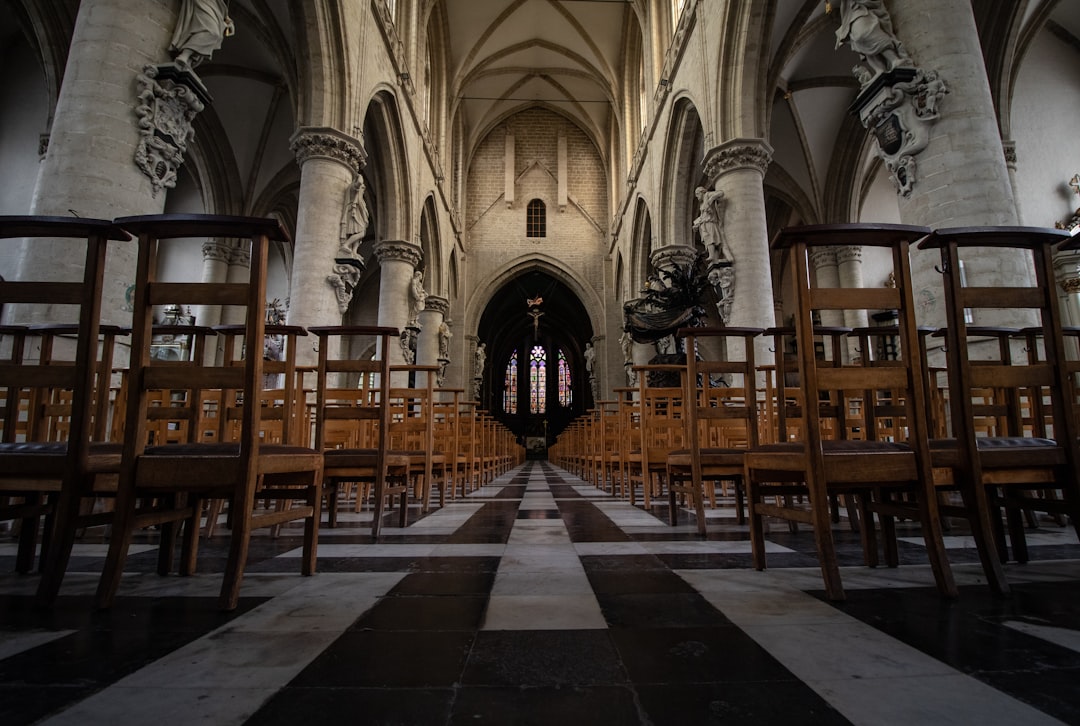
[528,307,544,337]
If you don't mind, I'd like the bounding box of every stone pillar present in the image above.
[884,0,1031,328]
[374,240,423,367]
[703,138,776,368]
[287,127,366,365]
[836,245,869,361]
[9,0,180,327]
[418,295,449,377]
[1054,253,1080,328]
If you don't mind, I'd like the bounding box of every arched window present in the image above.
[557,349,572,407]
[529,345,546,413]
[503,349,518,414]
[526,199,546,238]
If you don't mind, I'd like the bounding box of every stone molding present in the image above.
[374,239,423,268]
[702,138,773,183]
[327,260,363,314]
[290,126,367,171]
[202,240,230,263]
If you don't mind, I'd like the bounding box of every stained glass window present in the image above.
[503,350,518,414]
[529,345,546,414]
[557,349,572,407]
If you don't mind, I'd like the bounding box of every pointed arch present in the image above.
[660,96,704,251]
[363,89,413,243]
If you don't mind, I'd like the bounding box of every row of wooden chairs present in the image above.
[0,214,518,611]
[555,223,1080,602]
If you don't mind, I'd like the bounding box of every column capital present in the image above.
[835,245,863,265]
[702,138,773,183]
[290,126,367,172]
[374,239,423,268]
[424,295,450,316]
[809,246,838,269]
[202,239,230,262]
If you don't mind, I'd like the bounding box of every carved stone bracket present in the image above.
[851,67,948,197]
[326,258,364,314]
[134,64,209,197]
[702,138,773,184]
[706,261,735,325]
[290,126,367,172]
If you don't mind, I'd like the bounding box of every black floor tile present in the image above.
[635,681,851,726]
[290,629,475,688]
[461,630,627,686]
[609,626,798,685]
[249,686,455,726]
[352,594,488,631]
[451,685,641,725]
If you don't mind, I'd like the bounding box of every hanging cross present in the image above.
[528,307,544,337]
[1070,174,1080,198]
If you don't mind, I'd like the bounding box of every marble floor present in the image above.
[2,461,1080,725]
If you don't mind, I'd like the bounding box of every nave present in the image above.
[2,461,1079,726]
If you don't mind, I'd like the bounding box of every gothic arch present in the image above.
[629,196,654,295]
[463,253,605,339]
[418,194,442,294]
[363,88,413,243]
[660,96,704,250]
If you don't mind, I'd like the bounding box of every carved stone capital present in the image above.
[374,239,423,268]
[227,244,251,268]
[202,239,230,263]
[424,295,450,316]
[1062,277,1080,295]
[650,244,699,272]
[702,138,773,183]
[809,246,838,269]
[1054,250,1080,288]
[835,245,863,265]
[290,126,367,172]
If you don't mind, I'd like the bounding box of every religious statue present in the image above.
[834,0,910,77]
[407,270,427,328]
[474,343,486,378]
[711,266,736,324]
[339,173,369,258]
[584,342,596,375]
[170,0,235,70]
[438,320,452,359]
[693,186,729,263]
[619,329,633,365]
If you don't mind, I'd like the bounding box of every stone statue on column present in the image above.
[170,0,235,70]
[327,171,368,314]
[834,0,910,78]
[693,185,729,263]
[408,270,427,329]
[473,342,486,400]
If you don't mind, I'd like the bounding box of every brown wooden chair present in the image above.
[310,325,409,537]
[667,326,763,534]
[389,364,443,512]
[744,223,956,602]
[919,226,1080,596]
[0,217,130,605]
[627,364,687,509]
[95,214,324,611]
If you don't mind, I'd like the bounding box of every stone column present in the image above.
[1054,253,1080,328]
[836,245,869,361]
[885,0,1031,328]
[374,240,423,367]
[9,0,180,327]
[418,295,449,378]
[703,138,776,368]
[287,127,366,366]
[809,247,844,362]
